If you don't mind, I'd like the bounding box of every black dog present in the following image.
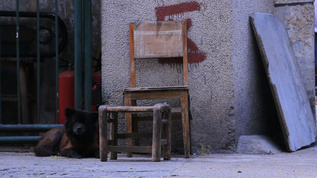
[34,108,99,158]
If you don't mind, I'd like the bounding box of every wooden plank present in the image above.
[108,146,152,153]
[164,106,172,160]
[250,13,316,151]
[124,86,189,91]
[182,21,188,85]
[131,91,181,100]
[99,107,108,162]
[105,106,153,112]
[129,23,136,87]
[133,21,184,58]
[152,104,162,162]
[130,114,181,121]
[116,133,152,139]
[124,94,134,158]
[110,112,118,160]
[181,91,190,157]
[125,90,188,100]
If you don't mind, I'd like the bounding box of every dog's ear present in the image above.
[65,107,76,118]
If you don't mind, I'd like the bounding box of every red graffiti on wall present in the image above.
[155,1,206,64]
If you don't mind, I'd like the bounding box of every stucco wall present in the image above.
[232,0,275,144]
[101,0,277,153]
[101,0,315,153]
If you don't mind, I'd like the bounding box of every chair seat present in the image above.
[124,86,189,92]
[123,86,189,100]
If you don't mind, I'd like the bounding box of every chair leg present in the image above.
[110,112,118,160]
[99,106,108,162]
[124,94,133,157]
[181,92,190,158]
[152,104,162,162]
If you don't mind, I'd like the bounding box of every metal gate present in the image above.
[0,0,99,144]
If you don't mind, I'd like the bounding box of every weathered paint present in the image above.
[155,2,206,64]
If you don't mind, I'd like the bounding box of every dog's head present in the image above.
[64,108,98,139]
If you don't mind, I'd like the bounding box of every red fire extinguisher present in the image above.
[92,71,101,112]
[93,71,101,84]
[58,68,74,124]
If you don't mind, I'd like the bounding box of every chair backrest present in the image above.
[129,21,188,87]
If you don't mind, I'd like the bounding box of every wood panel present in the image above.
[125,90,188,100]
[133,21,184,58]
[250,13,316,151]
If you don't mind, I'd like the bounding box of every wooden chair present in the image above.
[123,21,191,158]
[98,103,172,162]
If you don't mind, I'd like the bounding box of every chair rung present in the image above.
[117,133,152,138]
[132,115,181,121]
[104,106,154,112]
[108,146,152,153]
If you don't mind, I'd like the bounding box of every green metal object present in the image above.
[75,0,83,110]
[84,0,92,111]
[0,136,41,143]
[0,15,2,124]
[0,0,70,144]
[16,0,21,123]
[0,124,63,143]
[0,124,63,132]
[37,0,41,123]
[55,0,59,123]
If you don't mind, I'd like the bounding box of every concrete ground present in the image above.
[1,145,317,178]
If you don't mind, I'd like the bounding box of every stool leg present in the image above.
[99,106,108,162]
[110,112,118,160]
[163,106,172,160]
[152,104,162,162]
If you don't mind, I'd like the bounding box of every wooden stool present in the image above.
[98,103,171,162]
